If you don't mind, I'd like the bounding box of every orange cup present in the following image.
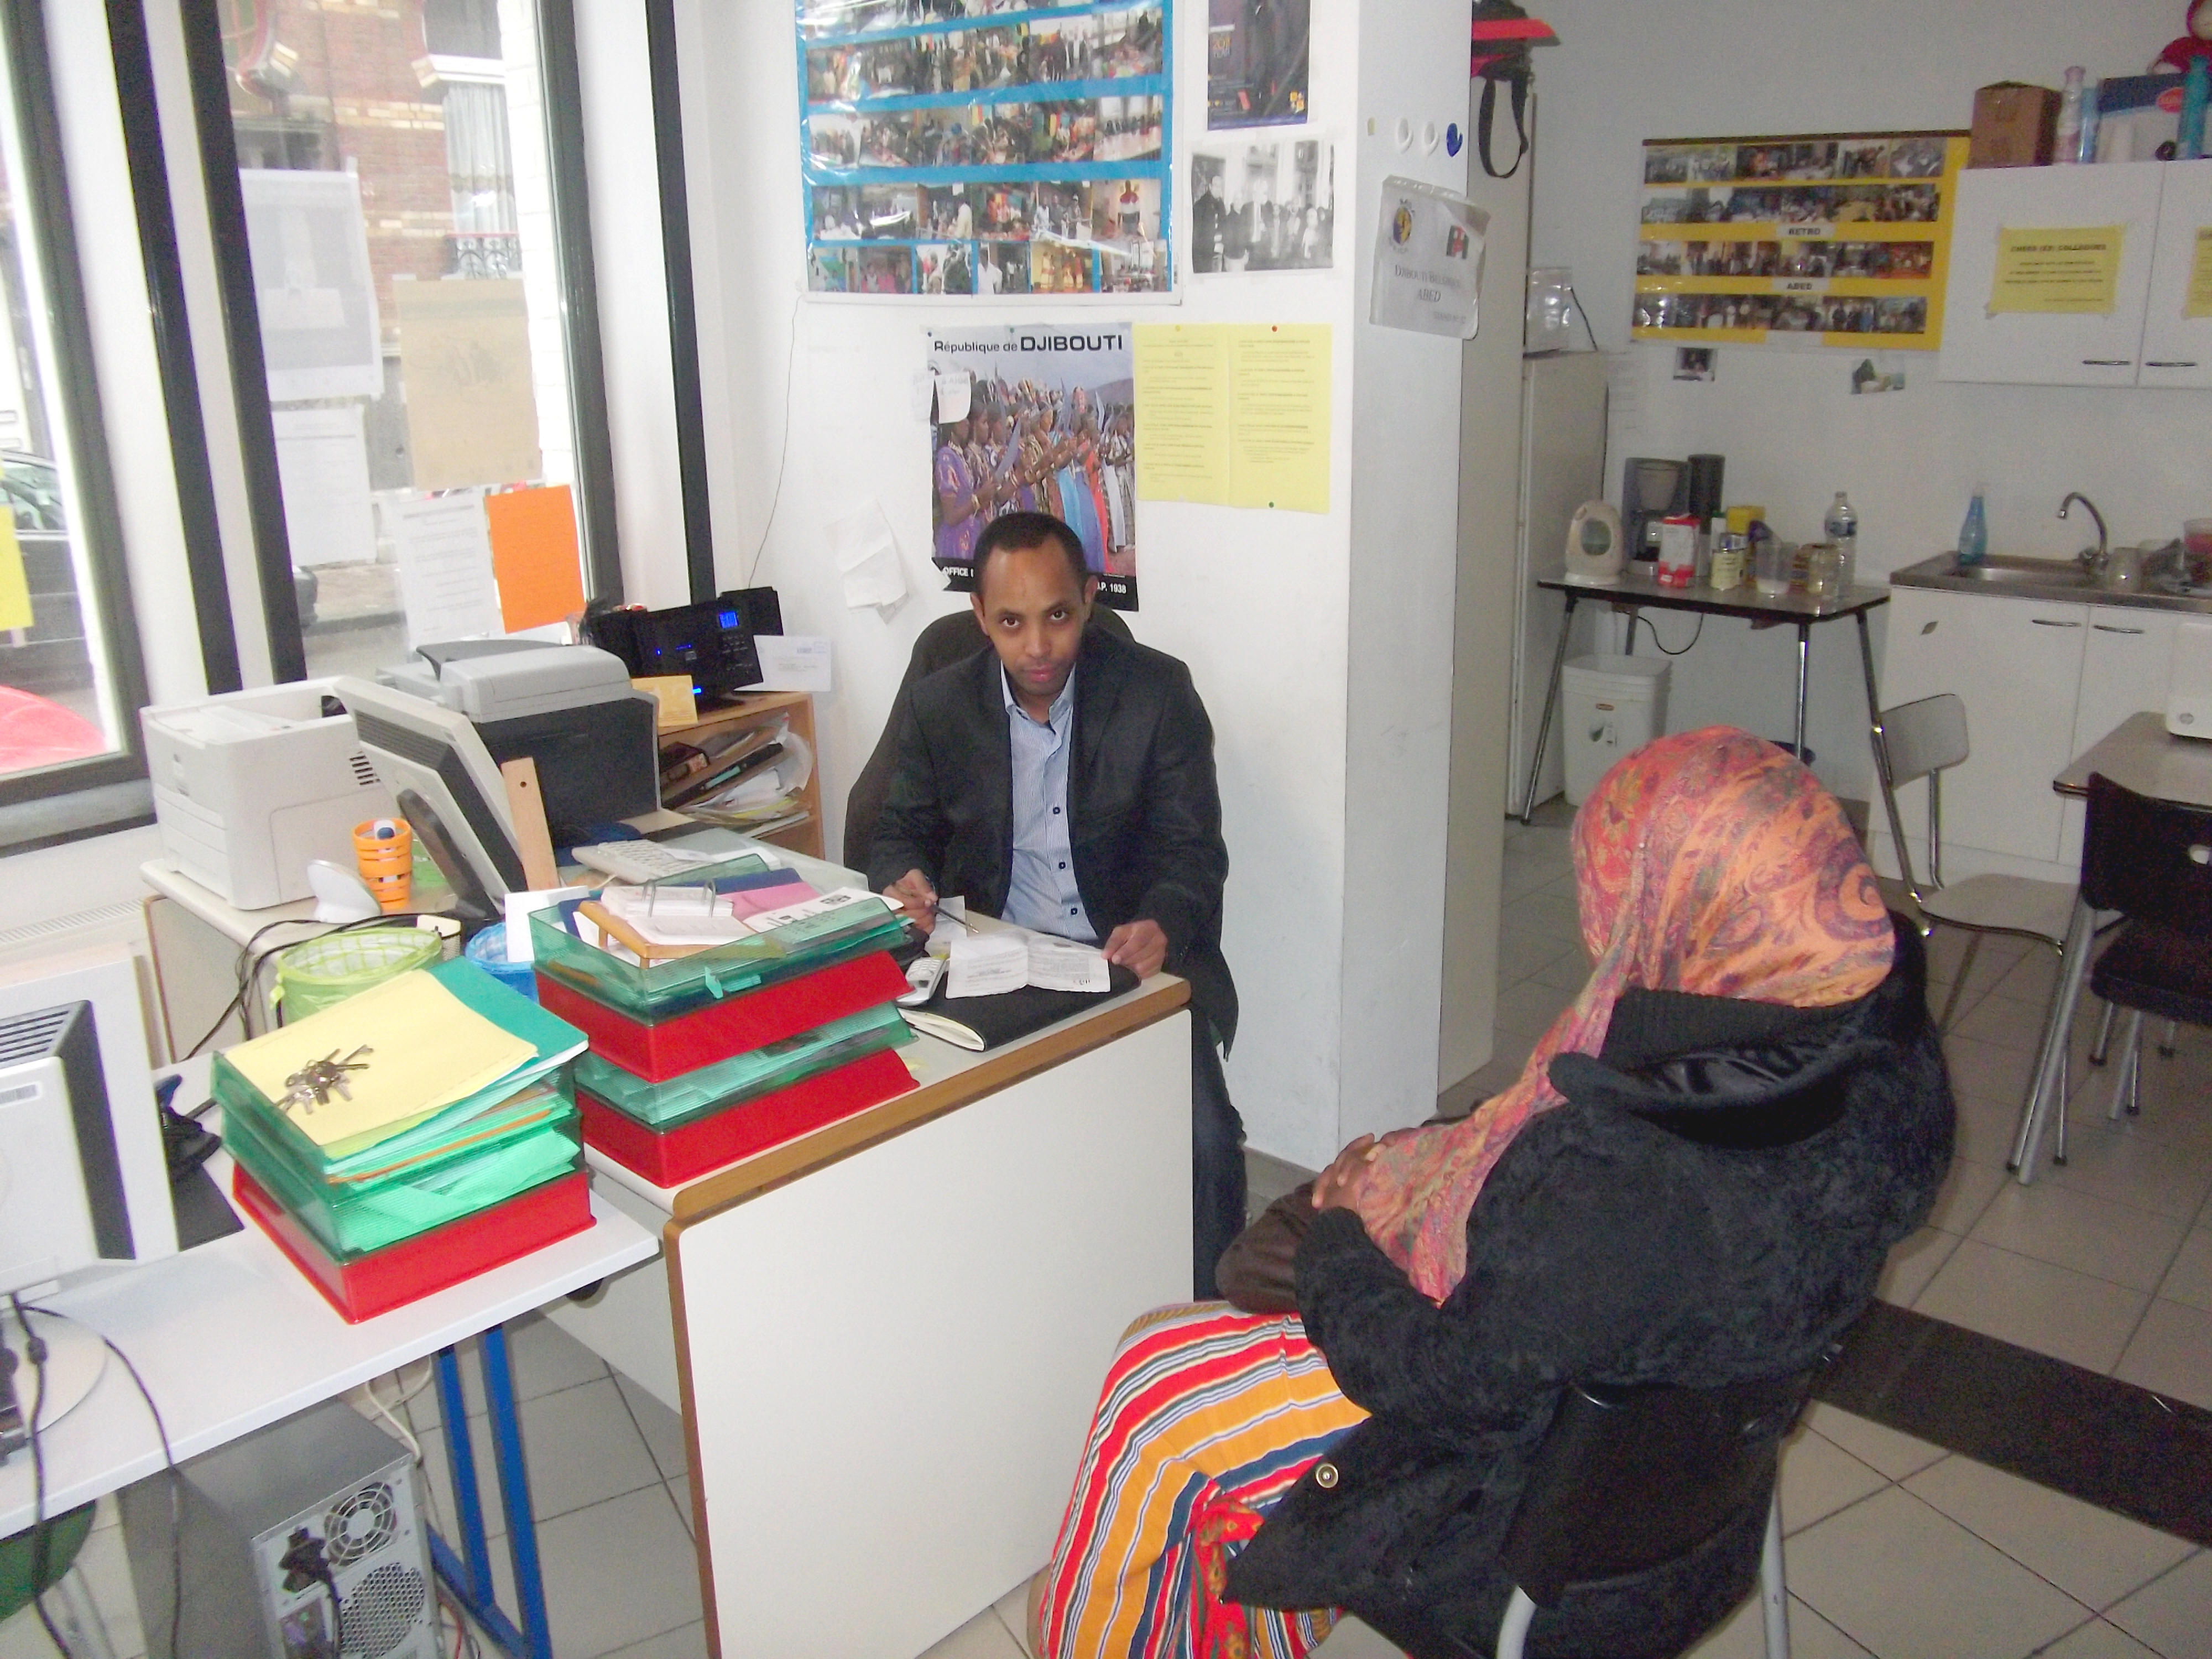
[354,818,413,913]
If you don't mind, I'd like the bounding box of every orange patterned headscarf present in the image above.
[1352,726,1896,1301]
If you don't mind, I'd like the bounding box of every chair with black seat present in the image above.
[1491,1370,1811,1659]
[2079,772,2212,1124]
[840,606,1134,870]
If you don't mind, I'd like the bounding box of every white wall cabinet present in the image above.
[1938,160,2212,388]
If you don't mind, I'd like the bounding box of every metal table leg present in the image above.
[2010,894,2096,1183]
[1520,590,1579,825]
[1793,623,1812,761]
[429,1329,556,1659]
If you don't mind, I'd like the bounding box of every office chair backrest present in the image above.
[1499,1370,1812,1609]
[840,606,1134,869]
[1876,694,1970,791]
[2081,772,2212,931]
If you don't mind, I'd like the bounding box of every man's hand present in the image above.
[1102,919,1169,979]
[882,869,938,927]
[1312,1135,1380,1212]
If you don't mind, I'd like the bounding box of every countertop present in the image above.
[1890,552,2212,615]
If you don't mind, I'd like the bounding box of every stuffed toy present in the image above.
[2155,0,2212,71]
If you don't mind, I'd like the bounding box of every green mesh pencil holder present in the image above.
[274,928,441,1021]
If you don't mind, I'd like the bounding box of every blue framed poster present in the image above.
[797,2,1174,297]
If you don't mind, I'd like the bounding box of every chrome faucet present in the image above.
[2060,492,2109,573]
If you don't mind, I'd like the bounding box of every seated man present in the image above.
[869,511,1244,1297]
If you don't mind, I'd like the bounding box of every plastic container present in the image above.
[1754,538,1794,596]
[2055,67,2086,164]
[572,1002,912,1130]
[233,1164,592,1324]
[274,927,441,1020]
[353,817,412,912]
[1823,492,1858,589]
[1958,487,1989,567]
[577,1046,916,1188]
[1562,655,1671,806]
[465,922,540,1002]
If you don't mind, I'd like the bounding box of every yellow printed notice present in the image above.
[2186,226,2212,320]
[1227,326,1331,513]
[1988,225,2124,315]
[227,971,533,1150]
[0,512,31,632]
[1134,325,1231,503]
[1134,324,1332,514]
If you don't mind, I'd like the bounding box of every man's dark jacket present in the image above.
[866,627,1237,1045]
[1225,918,1952,1658]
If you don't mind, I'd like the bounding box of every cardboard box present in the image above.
[1970,82,2060,168]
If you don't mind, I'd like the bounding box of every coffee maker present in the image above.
[1619,457,1689,561]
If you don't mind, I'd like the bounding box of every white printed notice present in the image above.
[947,930,1029,998]
[1370,176,1488,339]
[1026,935,1112,993]
[754,634,834,692]
[384,492,502,649]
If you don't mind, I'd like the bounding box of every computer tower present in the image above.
[121,1397,438,1659]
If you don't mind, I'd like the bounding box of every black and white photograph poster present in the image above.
[1207,0,1308,128]
[1188,136,1334,272]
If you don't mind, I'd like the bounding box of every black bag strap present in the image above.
[1478,64,1530,179]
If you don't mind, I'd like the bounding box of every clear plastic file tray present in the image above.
[573,1003,914,1132]
[528,855,909,1022]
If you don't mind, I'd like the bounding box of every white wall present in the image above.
[1528,0,2205,804]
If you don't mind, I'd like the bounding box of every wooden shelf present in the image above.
[658,689,826,861]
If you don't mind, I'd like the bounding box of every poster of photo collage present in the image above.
[799,0,1173,297]
[1631,131,1963,348]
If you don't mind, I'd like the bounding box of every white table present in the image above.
[2009,712,2212,1180]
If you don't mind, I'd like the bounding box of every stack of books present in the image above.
[659,721,810,838]
[215,958,594,1322]
[530,851,916,1186]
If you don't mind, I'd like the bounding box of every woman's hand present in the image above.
[1311,1134,1378,1212]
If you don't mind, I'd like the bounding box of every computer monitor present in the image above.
[0,946,176,1297]
[333,676,527,904]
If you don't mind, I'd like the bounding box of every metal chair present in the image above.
[1493,1371,1811,1659]
[1871,695,2083,1159]
[2078,773,2212,1124]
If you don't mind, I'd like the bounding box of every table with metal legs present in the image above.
[1522,571,1891,825]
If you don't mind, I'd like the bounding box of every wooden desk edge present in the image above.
[662,975,1192,1233]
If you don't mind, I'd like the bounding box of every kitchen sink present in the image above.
[1944,557,2101,588]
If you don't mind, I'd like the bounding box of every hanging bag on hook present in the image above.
[1469,1,1558,180]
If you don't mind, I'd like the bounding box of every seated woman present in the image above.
[1031,727,1953,1659]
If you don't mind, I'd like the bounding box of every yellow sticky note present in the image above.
[2185,226,2212,320]
[0,512,29,632]
[1134,324,1232,504]
[634,674,697,729]
[228,971,534,1150]
[1226,325,1331,515]
[1988,225,2124,315]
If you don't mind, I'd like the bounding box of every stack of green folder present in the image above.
[215,958,589,1261]
[572,1003,912,1135]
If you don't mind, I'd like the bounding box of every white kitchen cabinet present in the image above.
[2138,159,2212,390]
[2058,605,2182,865]
[1880,587,2087,871]
[1938,161,2166,386]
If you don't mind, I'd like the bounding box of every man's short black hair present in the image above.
[974,512,1092,594]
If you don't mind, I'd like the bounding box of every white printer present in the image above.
[378,641,659,832]
[141,681,395,909]
[2167,619,2212,739]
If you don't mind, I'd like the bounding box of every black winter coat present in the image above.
[1225,917,1953,1655]
[865,626,1238,1044]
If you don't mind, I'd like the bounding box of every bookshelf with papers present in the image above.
[657,690,825,860]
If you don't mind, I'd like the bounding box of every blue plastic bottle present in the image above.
[1957,486,1989,567]
[2184,57,2209,160]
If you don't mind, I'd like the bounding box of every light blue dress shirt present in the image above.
[1001,667,1095,942]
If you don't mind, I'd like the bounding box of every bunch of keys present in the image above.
[281,1045,373,1116]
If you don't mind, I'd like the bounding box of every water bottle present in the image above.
[2183,56,2210,160]
[1823,492,1858,589]
[2055,67,2086,165]
[1958,486,1989,568]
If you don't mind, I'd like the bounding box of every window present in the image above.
[205,0,617,680]
[0,0,148,806]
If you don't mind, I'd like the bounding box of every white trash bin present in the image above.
[1561,654,1671,806]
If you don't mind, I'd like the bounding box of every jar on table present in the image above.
[1708,534,1747,591]
[1804,541,1844,600]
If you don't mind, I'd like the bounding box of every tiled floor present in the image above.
[8,804,2209,1658]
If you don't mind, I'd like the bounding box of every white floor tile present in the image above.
[483,1483,702,1659]
[1958,990,2056,1052]
[2156,1227,2212,1311]
[2042,1120,2212,1222]
[1913,1239,2152,1373]
[2105,1550,2212,1659]
[1310,1613,1408,1656]
[919,1605,1027,1659]
[1778,1427,1888,1536]
[2113,1298,2212,1410]
[2031,1618,2166,1658]
[600,1622,711,1659]
[992,1574,1039,1657]
[614,1373,691,1481]
[1786,1486,2094,1659]
[1682,1593,1871,1659]
[1945,1033,2041,1109]
[514,1375,665,1522]
[413,1415,510,1544]
[1800,1403,1947,1481]
[1954,1088,2035,1169]
[1878,1225,1961,1307]
[407,1312,611,1430]
[1928,1155,2011,1235]
[1903,1454,2195,1611]
[1968,1182,2193,1293]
